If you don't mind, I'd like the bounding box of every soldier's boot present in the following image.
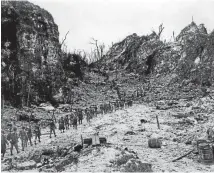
[2,152,5,158]
[22,141,24,151]
[53,130,56,137]
[10,146,13,155]
[29,139,33,146]
[15,144,19,154]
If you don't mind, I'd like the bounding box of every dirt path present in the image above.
[3,103,214,172]
[68,103,214,172]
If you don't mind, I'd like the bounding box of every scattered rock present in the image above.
[114,152,136,166]
[54,153,78,172]
[125,131,136,135]
[36,163,42,168]
[17,160,36,170]
[121,159,152,172]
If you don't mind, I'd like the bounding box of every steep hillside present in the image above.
[1,1,61,106]
[96,22,213,88]
[1,1,89,107]
[98,32,163,75]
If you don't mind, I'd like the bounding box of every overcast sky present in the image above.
[31,0,214,52]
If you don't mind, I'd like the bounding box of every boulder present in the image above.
[28,150,42,163]
[114,152,136,166]
[54,153,78,171]
[122,159,152,172]
[17,160,36,170]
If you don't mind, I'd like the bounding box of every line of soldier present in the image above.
[57,108,82,133]
[1,122,40,157]
[1,88,144,158]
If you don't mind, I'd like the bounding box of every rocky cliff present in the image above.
[1,1,61,106]
[97,22,214,86]
[98,32,163,75]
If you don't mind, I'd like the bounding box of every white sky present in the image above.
[31,0,214,52]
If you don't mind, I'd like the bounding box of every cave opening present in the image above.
[1,20,22,107]
[145,54,154,75]
[1,20,17,52]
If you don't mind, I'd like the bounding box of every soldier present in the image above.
[136,88,140,98]
[73,115,78,130]
[7,127,19,155]
[19,126,28,151]
[52,110,57,123]
[139,87,144,97]
[113,101,117,111]
[110,101,114,112]
[107,102,112,113]
[201,85,208,97]
[93,106,98,117]
[1,130,9,158]
[58,117,65,133]
[207,127,214,141]
[29,110,35,122]
[122,91,126,99]
[103,103,108,114]
[26,125,33,146]
[77,109,83,125]
[120,99,125,109]
[106,103,110,113]
[111,101,116,112]
[127,98,133,107]
[34,123,41,145]
[99,104,104,115]
[117,100,120,110]
[117,100,121,110]
[90,106,95,118]
[85,108,90,123]
[7,123,13,132]
[69,111,74,127]
[131,93,135,101]
[49,119,57,138]
[64,115,70,130]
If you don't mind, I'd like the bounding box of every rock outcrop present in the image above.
[98,32,163,75]
[1,1,61,106]
[96,22,213,86]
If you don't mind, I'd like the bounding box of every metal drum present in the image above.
[83,138,92,145]
[99,137,107,144]
[197,139,207,151]
[148,138,162,148]
[198,143,214,164]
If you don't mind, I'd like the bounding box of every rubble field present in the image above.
[1,95,214,172]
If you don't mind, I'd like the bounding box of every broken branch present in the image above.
[61,30,70,48]
[172,149,194,162]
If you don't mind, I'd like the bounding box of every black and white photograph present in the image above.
[1,0,214,172]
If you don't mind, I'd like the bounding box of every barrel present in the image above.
[197,139,207,151]
[99,137,107,144]
[198,143,214,164]
[148,138,162,148]
[83,138,92,145]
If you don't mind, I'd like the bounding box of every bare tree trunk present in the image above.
[21,78,24,107]
[27,83,31,107]
[2,95,4,110]
[156,115,160,129]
